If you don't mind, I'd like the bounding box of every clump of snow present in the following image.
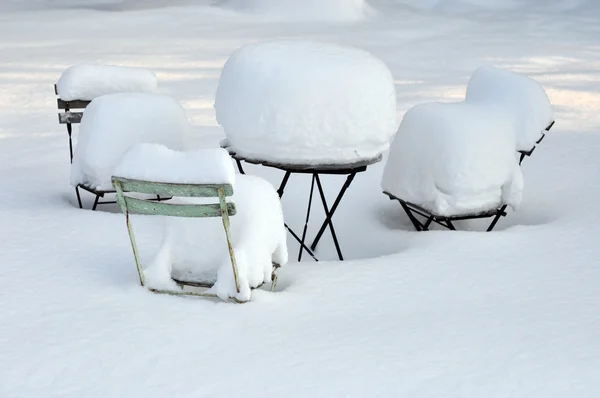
[142,174,288,302]
[216,0,374,22]
[114,144,235,186]
[382,101,524,217]
[466,65,554,151]
[214,40,398,165]
[70,93,190,190]
[56,64,158,101]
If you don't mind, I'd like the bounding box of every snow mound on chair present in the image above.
[70,93,190,190]
[382,101,524,217]
[57,64,157,101]
[142,173,288,302]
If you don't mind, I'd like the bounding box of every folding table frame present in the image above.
[226,150,381,262]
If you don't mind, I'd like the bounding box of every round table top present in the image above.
[221,141,382,173]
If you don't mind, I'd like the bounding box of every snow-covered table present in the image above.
[224,145,381,261]
[214,40,398,260]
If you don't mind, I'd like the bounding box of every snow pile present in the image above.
[382,101,524,216]
[217,0,373,22]
[215,40,398,165]
[466,65,554,151]
[114,144,234,186]
[56,64,158,101]
[141,174,288,302]
[71,93,190,190]
[395,0,594,13]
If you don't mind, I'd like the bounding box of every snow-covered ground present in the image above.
[1,0,600,396]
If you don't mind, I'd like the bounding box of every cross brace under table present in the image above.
[230,153,380,262]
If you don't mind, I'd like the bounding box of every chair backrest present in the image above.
[111,176,236,218]
[55,84,91,125]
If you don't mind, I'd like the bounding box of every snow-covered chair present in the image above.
[55,64,158,163]
[215,39,398,261]
[70,92,189,209]
[382,101,524,231]
[111,144,288,303]
[465,65,554,165]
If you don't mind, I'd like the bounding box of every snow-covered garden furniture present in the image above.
[55,64,158,163]
[111,144,287,303]
[70,92,189,209]
[215,40,398,261]
[382,101,524,232]
[465,65,554,165]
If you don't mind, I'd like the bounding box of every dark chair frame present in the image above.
[383,192,508,232]
[518,121,555,165]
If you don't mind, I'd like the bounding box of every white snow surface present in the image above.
[217,0,374,22]
[143,174,288,302]
[466,65,554,151]
[382,101,523,216]
[114,144,235,185]
[56,64,158,101]
[71,93,190,190]
[2,1,600,397]
[214,39,398,165]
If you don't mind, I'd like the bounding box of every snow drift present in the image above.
[216,0,374,22]
[381,101,524,216]
[215,40,398,165]
[70,93,190,190]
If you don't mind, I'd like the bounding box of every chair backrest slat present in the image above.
[57,98,91,111]
[122,196,236,218]
[112,177,234,197]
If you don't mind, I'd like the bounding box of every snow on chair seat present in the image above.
[111,144,288,303]
[70,92,190,210]
[465,65,554,164]
[381,101,524,232]
[55,64,158,163]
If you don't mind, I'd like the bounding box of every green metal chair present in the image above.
[112,176,277,303]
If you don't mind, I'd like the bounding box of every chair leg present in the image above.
[422,216,434,231]
[75,186,83,209]
[486,205,507,232]
[218,188,240,294]
[92,194,100,211]
[445,220,456,230]
[400,202,423,231]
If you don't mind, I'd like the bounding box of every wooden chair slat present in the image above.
[112,177,234,197]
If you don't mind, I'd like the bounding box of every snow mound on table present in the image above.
[56,64,158,101]
[217,0,373,22]
[382,101,524,217]
[114,144,235,186]
[143,174,288,302]
[466,65,554,151]
[70,93,190,191]
[214,40,398,165]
